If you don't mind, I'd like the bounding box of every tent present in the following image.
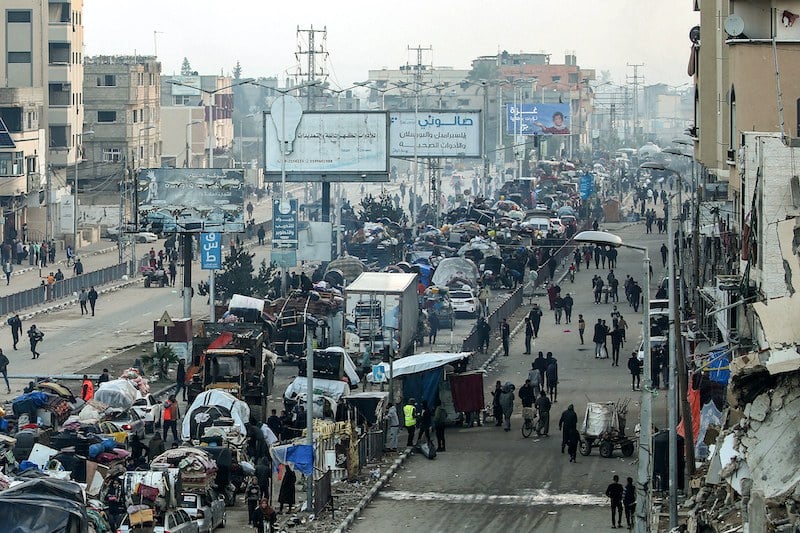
[369,352,470,382]
[182,390,250,441]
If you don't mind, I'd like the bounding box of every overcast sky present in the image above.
[84,1,698,88]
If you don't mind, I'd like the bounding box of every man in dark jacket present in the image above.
[8,313,21,350]
[476,318,491,353]
[500,319,510,357]
[523,317,533,354]
[528,304,543,337]
[535,390,552,436]
[255,457,272,500]
[559,404,579,456]
[533,351,547,378]
[87,286,98,316]
[518,379,535,408]
[593,319,606,358]
[562,293,574,324]
[628,352,642,390]
[545,352,558,402]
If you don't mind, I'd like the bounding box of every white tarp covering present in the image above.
[431,257,480,287]
[93,379,141,410]
[228,294,266,311]
[581,402,619,437]
[284,376,350,402]
[181,390,250,441]
[369,352,469,383]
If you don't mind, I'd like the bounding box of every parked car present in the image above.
[450,286,479,318]
[117,508,199,533]
[131,394,163,434]
[99,410,145,445]
[135,231,159,243]
[180,491,226,532]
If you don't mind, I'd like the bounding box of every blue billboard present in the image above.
[506,103,571,135]
[579,173,595,199]
[200,232,222,270]
[272,199,298,249]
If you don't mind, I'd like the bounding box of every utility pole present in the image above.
[627,63,644,147]
[408,45,432,229]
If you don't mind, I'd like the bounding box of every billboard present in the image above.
[137,169,245,233]
[169,75,201,96]
[272,199,298,248]
[389,111,481,158]
[506,103,571,135]
[264,111,389,181]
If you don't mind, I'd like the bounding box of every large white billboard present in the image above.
[389,111,481,158]
[264,111,388,180]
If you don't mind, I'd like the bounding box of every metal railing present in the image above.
[0,262,131,316]
[357,428,385,467]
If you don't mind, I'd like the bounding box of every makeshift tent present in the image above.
[449,372,485,413]
[0,477,88,533]
[369,352,470,382]
[403,369,442,411]
[270,444,314,476]
[182,390,250,441]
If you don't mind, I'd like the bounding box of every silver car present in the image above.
[117,508,199,533]
[180,491,226,532]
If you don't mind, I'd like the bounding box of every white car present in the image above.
[135,231,159,243]
[131,393,163,434]
[450,287,479,318]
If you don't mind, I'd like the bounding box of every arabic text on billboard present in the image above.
[169,76,201,96]
[389,111,481,158]
[137,169,245,233]
[265,112,388,174]
[506,103,571,135]
[272,199,298,249]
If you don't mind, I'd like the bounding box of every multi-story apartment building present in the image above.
[0,0,84,242]
[83,55,161,177]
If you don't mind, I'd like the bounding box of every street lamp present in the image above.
[184,120,203,168]
[574,230,652,533]
[73,130,94,249]
[168,78,255,168]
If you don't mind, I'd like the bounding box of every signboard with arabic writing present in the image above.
[200,232,222,270]
[272,198,298,249]
[389,111,481,158]
[137,169,245,233]
[264,111,389,181]
[506,103,571,135]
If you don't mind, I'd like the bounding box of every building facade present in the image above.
[83,55,161,177]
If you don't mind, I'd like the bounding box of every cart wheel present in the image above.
[599,440,614,458]
[521,419,533,438]
[621,441,635,457]
[579,439,592,456]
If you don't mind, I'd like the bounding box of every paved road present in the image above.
[350,221,671,532]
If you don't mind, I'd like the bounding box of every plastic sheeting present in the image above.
[283,376,350,402]
[581,402,619,437]
[431,257,480,287]
[370,352,470,382]
[695,401,723,460]
[403,369,441,411]
[449,372,485,413]
[181,390,250,441]
[0,477,88,533]
[93,379,140,411]
[271,444,314,476]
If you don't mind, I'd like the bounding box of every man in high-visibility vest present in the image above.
[80,374,94,402]
[403,398,417,447]
[162,394,180,444]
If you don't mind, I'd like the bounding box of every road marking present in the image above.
[378,490,607,507]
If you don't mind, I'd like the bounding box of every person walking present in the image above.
[605,474,624,529]
[277,465,297,514]
[500,318,510,357]
[87,286,98,316]
[523,317,533,355]
[428,312,440,344]
[630,281,642,313]
[623,477,636,529]
[553,293,563,324]
[257,225,266,246]
[73,258,83,276]
[478,285,490,316]
[563,293,573,324]
[593,277,604,304]
[593,319,606,359]
[433,400,447,452]
[385,403,400,452]
[628,352,642,391]
[415,400,432,445]
[162,394,180,443]
[80,374,94,402]
[528,304,542,338]
[0,349,10,393]
[518,379,535,410]
[498,382,515,432]
[175,360,187,401]
[577,314,586,345]
[545,354,559,403]
[476,317,491,353]
[491,381,503,427]
[528,362,542,396]
[27,324,43,359]
[8,314,22,350]
[78,288,88,315]
[403,399,417,446]
[559,404,579,457]
[535,390,552,436]
[610,325,625,367]
[255,457,271,500]
[3,261,12,285]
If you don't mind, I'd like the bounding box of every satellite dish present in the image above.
[689,25,701,44]
[723,14,745,38]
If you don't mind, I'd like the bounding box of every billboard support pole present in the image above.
[182,232,192,319]
[209,270,215,322]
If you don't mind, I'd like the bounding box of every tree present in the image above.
[181,57,193,76]
[254,259,277,298]
[233,61,242,80]
[215,247,257,301]
[142,344,179,381]
[357,191,407,225]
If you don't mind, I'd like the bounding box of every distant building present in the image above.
[83,55,161,177]
[0,0,85,242]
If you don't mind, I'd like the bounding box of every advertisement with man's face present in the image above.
[506,103,571,135]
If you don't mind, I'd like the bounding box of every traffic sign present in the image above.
[156,311,175,328]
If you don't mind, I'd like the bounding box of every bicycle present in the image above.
[521,406,535,438]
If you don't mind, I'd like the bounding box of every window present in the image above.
[568,73,579,84]
[8,52,31,63]
[173,95,191,105]
[26,156,36,174]
[102,148,121,162]
[551,75,561,83]
[0,107,22,132]
[97,111,116,123]
[97,75,116,87]
[49,125,69,148]
[0,152,24,176]
[7,10,31,23]
[457,98,470,107]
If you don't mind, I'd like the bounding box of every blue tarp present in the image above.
[271,444,314,477]
[708,350,731,385]
[402,368,441,410]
